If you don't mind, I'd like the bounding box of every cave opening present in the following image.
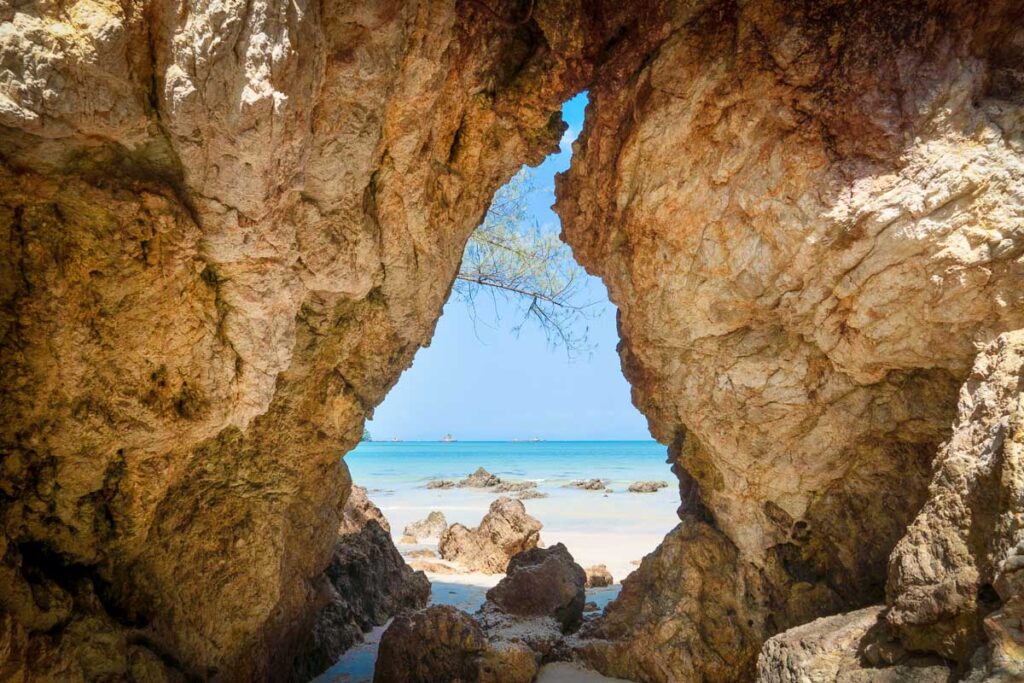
[315,93,681,682]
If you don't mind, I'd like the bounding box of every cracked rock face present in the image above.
[887,331,1024,670]
[0,1,589,679]
[3,0,1024,681]
[557,0,1024,679]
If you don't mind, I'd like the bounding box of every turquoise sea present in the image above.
[346,439,673,489]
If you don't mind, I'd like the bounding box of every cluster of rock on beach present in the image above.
[425,467,671,500]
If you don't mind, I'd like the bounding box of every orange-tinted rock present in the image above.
[439,497,543,574]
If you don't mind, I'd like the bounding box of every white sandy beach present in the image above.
[377,483,677,585]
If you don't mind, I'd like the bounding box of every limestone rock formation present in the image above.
[584,565,614,588]
[0,0,592,679]
[439,497,543,574]
[403,511,448,542]
[289,489,429,681]
[373,605,537,683]
[557,1,1024,679]
[343,485,392,534]
[578,520,764,682]
[756,607,953,683]
[887,331,1024,669]
[485,543,586,631]
[3,0,1024,680]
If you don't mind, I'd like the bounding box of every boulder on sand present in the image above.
[426,479,455,489]
[438,497,542,573]
[403,510,448,541]
[374,605,537,683]
[568,479,605,491]
[627,480,669,493]
[584,564,614,588]
[484,543,586,632]
[458,467,503,488]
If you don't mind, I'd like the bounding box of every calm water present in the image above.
[346,440,672,488]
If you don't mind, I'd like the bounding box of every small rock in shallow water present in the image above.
[584,601,599,612]
[584,564,614,588]
[457,467,503,488]
[426,479,455,489]
[627,480,669,493]
[495,480,537,493]
[568,479,605,491]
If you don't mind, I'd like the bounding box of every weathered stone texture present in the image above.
[0,1,589,679]
[888,331,1024,666]
[439,496,543,574]
[3,0,1024,681]
[557,0,1024,679]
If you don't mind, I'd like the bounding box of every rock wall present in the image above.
[0,1,595,679]
[2,0,1023,681]
[887,331,1024,677]
[556,0,1024,679]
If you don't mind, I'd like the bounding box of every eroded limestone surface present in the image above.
[2,0,1023,681]
[0,1,595,679]
[557,1,1024,679]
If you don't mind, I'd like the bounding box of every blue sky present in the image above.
[367,94,651,441]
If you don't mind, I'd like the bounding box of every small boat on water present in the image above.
[440,433,456,443]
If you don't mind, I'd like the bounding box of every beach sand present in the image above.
[380,484,676,585]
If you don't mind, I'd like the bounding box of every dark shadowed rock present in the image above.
[374,605,488,683]
[439,497,542,573]
[485,543,586,632]
[289,489,429,681]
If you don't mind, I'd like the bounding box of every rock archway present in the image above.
[1,1,1022,682]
